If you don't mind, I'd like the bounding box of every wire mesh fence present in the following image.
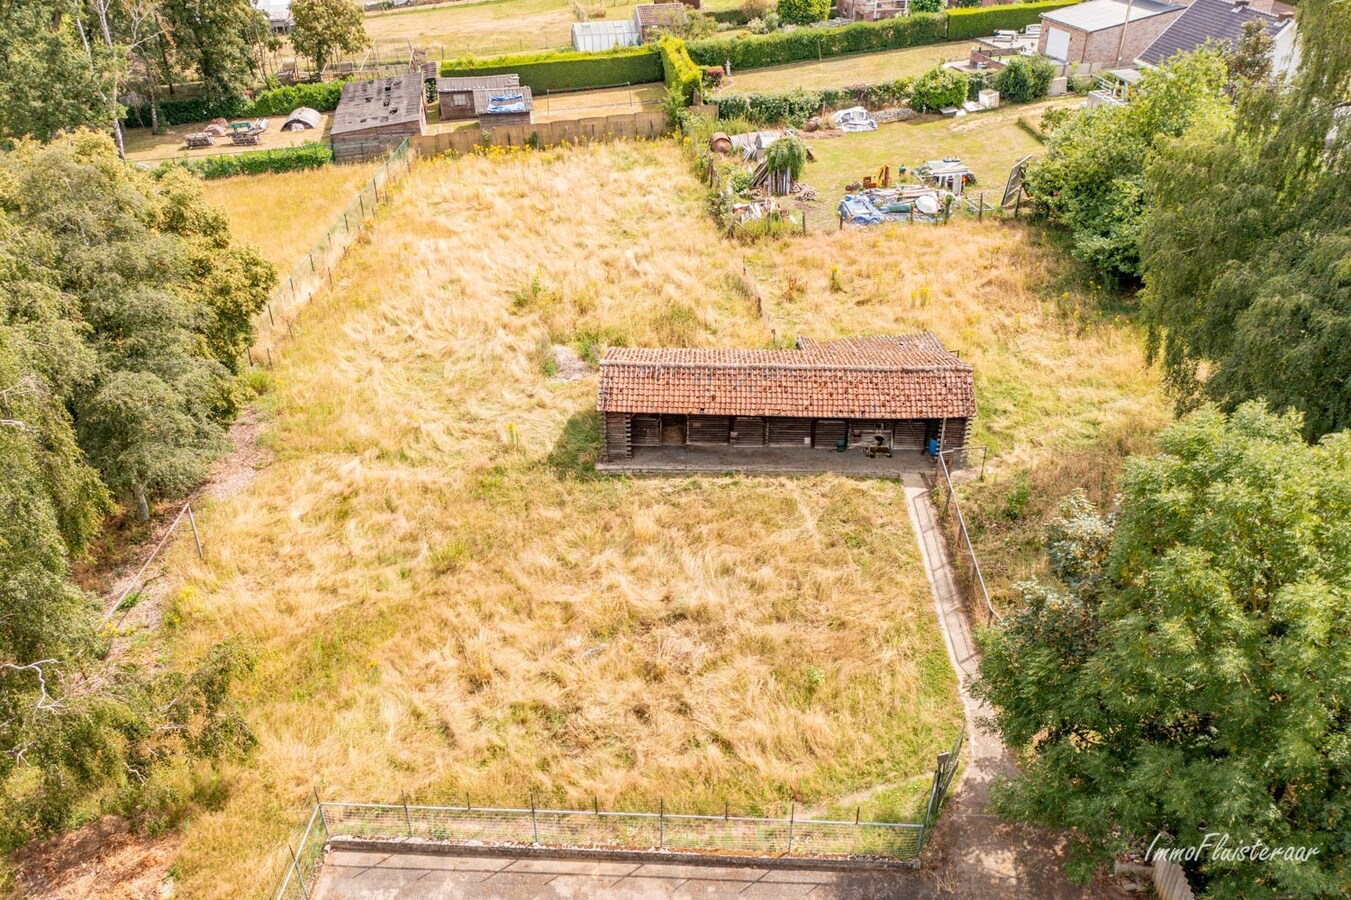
[935,448,1000,623]
[248,139,413,369]
[271,730,964,899]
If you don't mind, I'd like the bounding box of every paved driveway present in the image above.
[311,850,938,899]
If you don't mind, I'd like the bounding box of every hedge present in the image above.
[440,46,662,92]
[688,13,947,70]
[124,81,347,129]
[659,36,702,104]
[716,77,913,125]
[947,0,1077,41]
[154,142,333,180]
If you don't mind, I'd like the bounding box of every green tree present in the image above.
[911,64,968,112]
[973,403,1351,896]
[1140,0,1350,438]
[775,0,829,26]
[993,54,1057,103]
[161,0,269,105]
[1024,50,1229,280]
[289,0,370,74]
[910,0,943,12]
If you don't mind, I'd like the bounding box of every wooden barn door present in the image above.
[688,416,731,444]
[894,420,926,451]
[813,419,847,450]
[731,417,766,446]
[767,418,813,447]
[660,415,687,444]
[631,415,661,448]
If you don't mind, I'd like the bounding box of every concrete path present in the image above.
[310,850,939,899]
[901,473,1125,899]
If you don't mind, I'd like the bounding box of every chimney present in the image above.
[1232,0,1250,8]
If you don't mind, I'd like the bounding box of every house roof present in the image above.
[597,334,976,419]
[633,2,688,34]
[1138,0,1290,68]
[1042,0,1180,33]
[436,74,520,93]
[330,76,425,136]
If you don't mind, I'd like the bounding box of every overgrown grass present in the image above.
[715,40,974,94]
[199,163,378,273]
[156,140,1166,895]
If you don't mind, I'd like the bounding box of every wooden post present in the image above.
[402,793,413,837]
[658,799,665,849]
[787,800,795,854]
[1015,192,1022,219]
[186,503,203,560]
[530,793,539,844]
[978,190,985,221]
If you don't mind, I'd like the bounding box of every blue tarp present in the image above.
[837,194,884,226]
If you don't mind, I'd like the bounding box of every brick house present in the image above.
[596,334,976,463]
[1038,0,1184,68]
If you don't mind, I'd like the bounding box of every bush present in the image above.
[947,0,1077,41]
[659,36,702,104]
[715,77,912,125]
[910,0,942,11]
[993,55,1058,103]
[246,80,347,116]
[689,13,947,70]
[123,95,246,129]
[777,0,829,25]
[441,46,662,92]
[123,81,349,129]
[154,142,333,180]
[765,133,807,178]
[911,65,968,112]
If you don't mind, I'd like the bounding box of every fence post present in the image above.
[314,788,329,838]
[787,800,795,855]
[402,793,413,837]
[288,842,310,899]
[978,190,985,221]
[530,793,539,845]
[186,503,204,560]
[658,799,665,849]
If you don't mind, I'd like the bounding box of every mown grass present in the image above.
[716,41,977,94]
[199,163,378,274]
[157,140,1167,895]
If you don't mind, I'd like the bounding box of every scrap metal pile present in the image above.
[839,185,948,225]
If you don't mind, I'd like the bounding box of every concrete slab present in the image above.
[630,863,769,881]
[501,859,639,876]
[597,445,934,478]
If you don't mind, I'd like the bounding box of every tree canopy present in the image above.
[974,403,1350,897]
[1140,0,1351,439]
[289,0,370,74]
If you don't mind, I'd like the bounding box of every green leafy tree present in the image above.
[993,54,1057,103]
[1024,49,1229,280]
[911,64,968,112]
[161,0,269,105]
[1140,0,1350,438]
[289,0,370,74]
[776,0,829,26]
[910,0,943,12]
[765,133,807,179]
[973,403,1351,896]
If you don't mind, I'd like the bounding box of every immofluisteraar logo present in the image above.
[1146,832,1321,864]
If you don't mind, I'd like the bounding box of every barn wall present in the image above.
[604,413,632,460]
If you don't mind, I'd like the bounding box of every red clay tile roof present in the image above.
[598,333,976,419]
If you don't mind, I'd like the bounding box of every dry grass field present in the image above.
[156,140,1167,895]
[200,163,378,274]
[123,116,331,164]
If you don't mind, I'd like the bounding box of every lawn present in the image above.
[154,140,1166,896]
[123,115,332,164]
[199,163,379,274]
[364,0,637,58]
[799,98,1080,229]
[717,40,979,93]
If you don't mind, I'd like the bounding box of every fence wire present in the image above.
[249,139,412,369]
[271,729,964,899]
[935,448,1000,623]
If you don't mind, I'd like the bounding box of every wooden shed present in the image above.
[473,86,534,128]
[330,75,427,163]
[597,334,975,463]
[437,74,520,120]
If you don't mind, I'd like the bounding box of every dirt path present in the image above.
[901,472,1127,899]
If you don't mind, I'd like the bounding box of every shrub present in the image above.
[993,55,1058,103]
[777,0,829,25]
[154,142,333,180]
[246,80,347,116]
[689,13,947,70]
[911,0,942,11]
[947,0,1077,41]
[658,36,702,104]
[715,77,912,124]
[123,95,246,129]
[911,65,968,112]
[123,81,349,129]
[765,133,807,178]
[966,68,997,102]
[441,46,661,92]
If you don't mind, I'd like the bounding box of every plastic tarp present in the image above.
[487,93,527,114]
[838,194,885,225]
[832,106,877,132]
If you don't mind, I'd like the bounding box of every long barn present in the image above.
[597,334,975,467]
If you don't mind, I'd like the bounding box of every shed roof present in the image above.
[472,86,534,115]
[598,334,976,419]
[633,2,689,34]
[330,76,425,136]
[436,74,520,93]
[1138,0,1289,67]
[1042,0,1179,33]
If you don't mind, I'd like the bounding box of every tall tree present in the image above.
[1140,0,1351,438]
[160,0,269,105]
[289,0,369,75]
[1024,50,1230,281]
[974,403,1351,896]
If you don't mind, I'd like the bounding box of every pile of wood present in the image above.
[184,132,214,149]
